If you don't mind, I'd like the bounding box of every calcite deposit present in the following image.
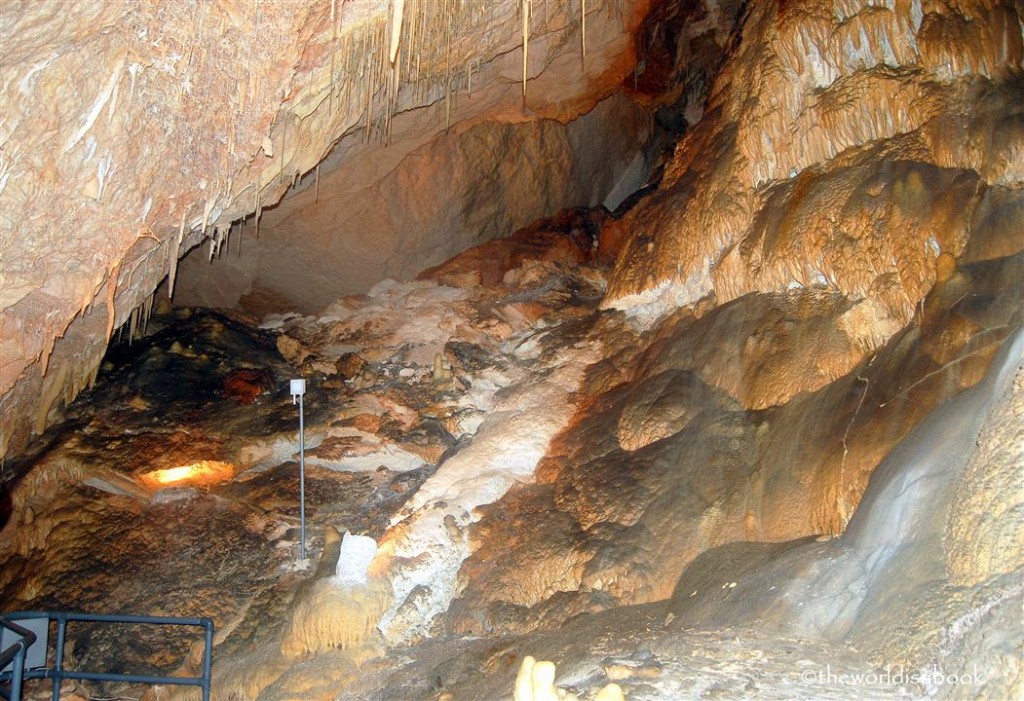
[605,0,1023,336]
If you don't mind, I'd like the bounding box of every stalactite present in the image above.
[86,353,101,391]
[364,48,373,143]
[279,117,286,183]
[254,182,262,238]
[445,0,453,130]
[168,210,186,298]
[390,0,405,64]
[582,0,587,61]
[142,293,154,336]
[315,163,321,203]
[128,307,137,344]
[405,0,418,80]
[201,196,215,241]
[387,45,399,145]
[329,31,337,115]
[522,0,531,101]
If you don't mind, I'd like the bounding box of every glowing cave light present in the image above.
[141,460,235,489]
[151,465,197,484]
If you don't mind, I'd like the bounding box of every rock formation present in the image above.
[0,0,663,458]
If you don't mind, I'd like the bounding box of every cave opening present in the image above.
[2,1,1022,700]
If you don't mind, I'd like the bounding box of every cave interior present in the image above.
[0,1,1022,700]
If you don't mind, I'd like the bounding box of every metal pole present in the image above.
[202,619,213,701]
[289,378,307,561]
[299,392,306,560]
[10,643,25,701]
[52,617,66,701]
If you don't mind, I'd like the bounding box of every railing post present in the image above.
[9,642,26,701]
[202,620,213,701]
[51,617,66,701]
[4,612,213,699]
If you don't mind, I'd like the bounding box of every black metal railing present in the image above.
[0,611,213,701]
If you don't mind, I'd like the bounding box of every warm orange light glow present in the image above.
[141,460,235,489]
[152,465,198,484]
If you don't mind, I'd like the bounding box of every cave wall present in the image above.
[413,0,1024,640]
[604,0,1024,350]
[0,0,654,459]
[174,92,654,315]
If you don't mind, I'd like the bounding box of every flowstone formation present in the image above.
[605,0,1023,337]
[0,216,625,699]
[2,202,1020,700]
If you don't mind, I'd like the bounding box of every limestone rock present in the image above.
[605,0,1023,353]
[944,364,1024,586]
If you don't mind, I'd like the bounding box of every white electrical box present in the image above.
[289,379,306,397]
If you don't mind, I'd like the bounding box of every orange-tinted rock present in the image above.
[605,0,1023,356]
[450,245,1021,632]
[419,206,609,289]
[222,368,274,405]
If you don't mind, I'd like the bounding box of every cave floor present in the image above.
[337,606,916,701]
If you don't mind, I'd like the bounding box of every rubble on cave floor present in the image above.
[338,604,915,701]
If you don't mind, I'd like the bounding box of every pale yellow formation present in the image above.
[280,578,390,658]
[514,655,621,701]
[514,655,538,701]
[594,683,625,701]
[389,0,405,64]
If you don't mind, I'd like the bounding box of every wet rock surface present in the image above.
[451,251,1021,635]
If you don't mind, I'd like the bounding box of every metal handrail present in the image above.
[0,611,213,701]
[0,618,37,701]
